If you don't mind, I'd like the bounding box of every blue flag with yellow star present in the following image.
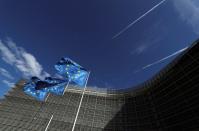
[23,77,68,101]
[23,77,49,101]
[44,77,68,95]
[55,57,89,87]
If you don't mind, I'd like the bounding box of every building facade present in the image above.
[0,39,199,131]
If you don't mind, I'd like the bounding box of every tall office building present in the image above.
[0,39,199,131]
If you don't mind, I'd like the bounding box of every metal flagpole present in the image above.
[71,72,90,131]
[44,80,70,131]
[63,80,70,95]
[44,114,54,131]
[45,93,50,102]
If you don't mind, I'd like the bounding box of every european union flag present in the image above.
[23,77,68,101]
[55,57,89,87]
[44,77,68,95]
[23,77,49,101]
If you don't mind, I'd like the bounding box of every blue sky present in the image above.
[0,0,198,97]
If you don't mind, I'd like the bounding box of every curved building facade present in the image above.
[0,39,199,131]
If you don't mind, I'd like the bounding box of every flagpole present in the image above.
[44,114,54,131]
[44,80,69,131]
[71,72,90,131]
[63,80,70,95]
[45,93,50,102]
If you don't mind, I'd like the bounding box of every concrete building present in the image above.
[0,39,199,131]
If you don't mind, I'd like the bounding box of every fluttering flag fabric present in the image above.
[44,77,68,95]
[55,57,89,87]
[23,57,89,101]
[23,77,49,101]
[23,77,68,101]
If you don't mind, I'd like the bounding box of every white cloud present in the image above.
[2,80,15,87]
[131,37,162,55]
[0,39,50,79]
[0,40,16,65]
[131,45,148,55]
[130,20,164,56]
[0,67,14,80]
[173,0,199,34]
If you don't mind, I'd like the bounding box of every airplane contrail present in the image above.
[142,47,188,70]
[112,0,167,39]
